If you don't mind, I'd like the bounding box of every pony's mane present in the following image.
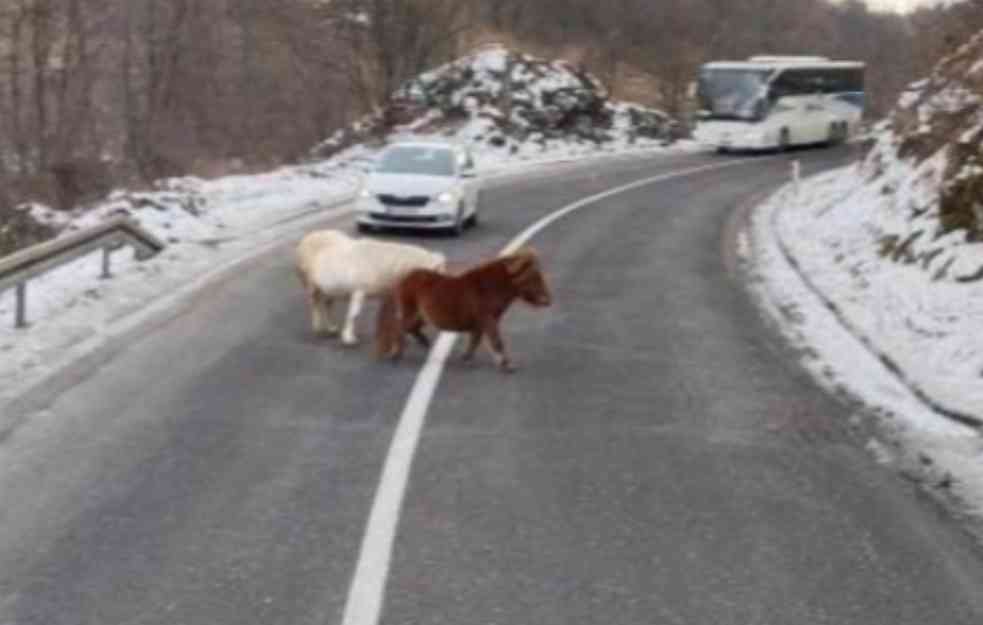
[460,248,539,278]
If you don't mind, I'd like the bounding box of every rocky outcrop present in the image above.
[312,45,678,159]
[867,29,983,242]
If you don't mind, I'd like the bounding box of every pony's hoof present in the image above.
[499,361,517,374]
[313,322,339,335]
[341,337,360,347]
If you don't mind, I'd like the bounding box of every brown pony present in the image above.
[375,248,552,372]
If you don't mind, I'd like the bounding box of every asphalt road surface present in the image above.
[2,146,983,625]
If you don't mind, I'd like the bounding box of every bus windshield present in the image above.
[697,68,773,121]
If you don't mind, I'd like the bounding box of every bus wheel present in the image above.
[778,128,790,152]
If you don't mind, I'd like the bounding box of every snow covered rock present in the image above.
[312,45,679,160]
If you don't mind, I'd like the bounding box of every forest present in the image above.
[0,0,981,212]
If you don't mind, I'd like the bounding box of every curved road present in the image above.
[2,147,983,625]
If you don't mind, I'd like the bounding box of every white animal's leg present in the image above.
[307,285,324,334]
[319,294,340,336]
[309,288,339,336]
[341,290,365,346]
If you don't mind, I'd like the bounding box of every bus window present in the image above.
[698,68,773,121]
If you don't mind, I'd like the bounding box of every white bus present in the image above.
[692,55,865,152]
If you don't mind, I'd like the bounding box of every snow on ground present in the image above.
[745,166,983,526]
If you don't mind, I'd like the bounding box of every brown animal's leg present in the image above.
[375,292,399,359]
[481,317,515,373]
[392,304,424,360]
[407,318,431,349]
[379,290,406,360]
[460,330,482,362]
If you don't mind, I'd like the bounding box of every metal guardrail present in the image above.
[0,216,166,328]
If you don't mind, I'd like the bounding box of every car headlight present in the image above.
[437,191,457,204]
[358,188,372,199]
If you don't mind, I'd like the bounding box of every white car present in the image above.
[355,142,481,236]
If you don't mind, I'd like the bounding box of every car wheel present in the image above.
[447,206,465,237]
[356,222,374,234]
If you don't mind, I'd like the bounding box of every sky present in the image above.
[863,0,952,12]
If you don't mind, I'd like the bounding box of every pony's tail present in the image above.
[375,289,399,359]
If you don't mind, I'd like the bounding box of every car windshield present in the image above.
[375,146,456,176]
[697,68,773,121]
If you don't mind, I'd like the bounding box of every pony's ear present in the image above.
[515,246,537,260]
[505,252,533,276]
[507,246,538,265]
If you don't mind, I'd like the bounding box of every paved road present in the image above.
[2,147,983,625]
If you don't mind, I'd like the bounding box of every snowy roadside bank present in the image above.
[743,166,983,527]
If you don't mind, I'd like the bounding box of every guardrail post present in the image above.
[15,282,27,328]
[1,217,165,331]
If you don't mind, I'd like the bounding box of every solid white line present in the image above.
[339,156,760,625]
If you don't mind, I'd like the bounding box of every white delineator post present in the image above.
[791,159,801,197]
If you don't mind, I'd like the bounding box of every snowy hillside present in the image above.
[747,31,983,518]
[865,28,983,277]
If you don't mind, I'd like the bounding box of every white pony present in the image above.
[295,229,446,345]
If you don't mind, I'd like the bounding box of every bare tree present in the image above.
[0,0,106,208]
[0,0,977,219]
[324,0,472,111]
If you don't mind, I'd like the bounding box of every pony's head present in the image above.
[504,248,551,307]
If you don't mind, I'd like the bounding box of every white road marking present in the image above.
[339,157,759,625]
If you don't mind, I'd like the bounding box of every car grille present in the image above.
[377,194,430,207]
[369,213,440,223]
